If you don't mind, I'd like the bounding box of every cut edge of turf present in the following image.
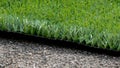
[0,30,120,57]
[0,15,120,51]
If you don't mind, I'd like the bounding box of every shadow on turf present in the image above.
[0,31,119,56]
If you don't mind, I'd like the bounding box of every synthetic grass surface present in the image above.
[0,0,120,51]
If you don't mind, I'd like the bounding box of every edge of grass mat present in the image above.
[0,30,120,56]
[0,15,120,51]
[0,0,120,51]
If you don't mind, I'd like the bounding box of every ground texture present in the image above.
[0,36,120,68]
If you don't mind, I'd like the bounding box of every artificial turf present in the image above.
[0,0,120,51]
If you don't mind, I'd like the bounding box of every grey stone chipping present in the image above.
[0,37,120,68]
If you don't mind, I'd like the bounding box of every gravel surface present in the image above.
[0,36,120,68]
